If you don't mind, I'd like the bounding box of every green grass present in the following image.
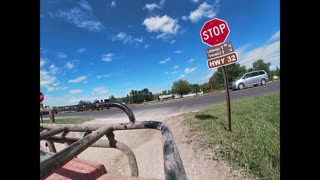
[41,118,92,124]
[184,92,280,180]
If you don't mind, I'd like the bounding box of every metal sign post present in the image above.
[200,18,235,131]
[205,42,236,132]
[222,66,232,131]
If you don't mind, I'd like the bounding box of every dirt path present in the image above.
[83,114,249,179]
[44,114,250,179]
[163,115,249,180]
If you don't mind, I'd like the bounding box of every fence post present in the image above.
[49,110,55,124]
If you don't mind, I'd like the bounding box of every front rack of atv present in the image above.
[40,102,187,180]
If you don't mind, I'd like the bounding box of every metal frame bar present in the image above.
[40,102,187,180]
[46,133,139,177]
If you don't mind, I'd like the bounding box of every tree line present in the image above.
[79,59,280,105]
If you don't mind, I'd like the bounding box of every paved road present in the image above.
[45,81,279,120]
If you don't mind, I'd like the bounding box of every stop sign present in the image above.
[40,92,44,103]
[200,18,230,46]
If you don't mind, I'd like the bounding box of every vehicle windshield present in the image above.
[233,74,244,81]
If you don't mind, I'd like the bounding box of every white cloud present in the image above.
[77,0,92,11]
[111,1,116,7]
[112,32,144,45]
[160,57,171,64]
[40,70,57,88]
[40,70,65,92]
[57,52,67,59]
[53,82,60,86]
[115,32,126,39]
[40,60,67,93]
[68,75,87,83]
[170,40,176,44]
[175,50,182,54]
[92,87,109,95]
[40,59,46,67]
[184,67,196,73]
[102,53,113,62]
[97,74,111,79]
[69,89,82,94]
[53,7,104,32]
[46,87,55,92]
[268,30,280,42]
[176,67,197,82]
[77,48,87,53]
[236,40,280,69]
[135,38,143,43]
[145,3,160,11]
[182,16,188,21]
[65,62,74,69]
[49,64,59,74]
[188,58,195,63]
[173,65,179,69]
[143,15,180,39]
[185,2,216,23]
[192,0,199,3]
[179,74,185,79]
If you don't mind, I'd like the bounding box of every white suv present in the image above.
[229,70,269,90]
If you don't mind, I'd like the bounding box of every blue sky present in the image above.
[40,0,280,107]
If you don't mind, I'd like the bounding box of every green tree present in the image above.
[209,69,224,90]
[130,90,143,103]
[124,95,130,104]
[200,83,210,93]
[275,66,280,77]
[109,95,117,101]
[209,63,247,90]
[191,84,201,95]
[153,93,161,101]
[141,88,153,101]
[129,89,154,104]
[269,66,280,80]
[251,59,270,76]
[171,79,192,98]
[269,70,275,80]
[78,100,85,105]
[93,99,99,104]
[116,98,123,102]
[162,90,168,95]
[247,68,254,72]
[225,63,247,82]
[78,100,91,105]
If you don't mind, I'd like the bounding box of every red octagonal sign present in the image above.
[200,18,230,47]
[40,92,44,103]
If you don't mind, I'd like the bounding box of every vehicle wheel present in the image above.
[261,79,266,85]
[238,83,244,90]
